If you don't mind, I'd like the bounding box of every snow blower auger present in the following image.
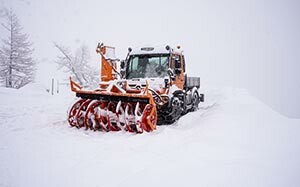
[67,43,204,133]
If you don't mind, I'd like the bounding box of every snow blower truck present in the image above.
[68,43,204,133]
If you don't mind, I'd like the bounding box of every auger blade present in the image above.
[125,103,137,132]
[134,102,144,133]
[107,101,121,131]
[74,99,92,128]
[68,99,86,127]
[116,101,126,130]
[134,103,157,133]
[98,101,109,131]
[140,104,157,132]
[84,100,102,130]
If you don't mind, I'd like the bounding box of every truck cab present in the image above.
[123,46,200,93]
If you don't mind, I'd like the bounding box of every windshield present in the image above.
[126,55,169,79]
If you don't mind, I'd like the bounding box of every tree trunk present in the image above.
[8,14,13,88]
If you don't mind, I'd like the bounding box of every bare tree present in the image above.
[0,9,36,88]
[54,43,98,88]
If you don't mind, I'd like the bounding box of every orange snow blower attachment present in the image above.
[68,44,157,133]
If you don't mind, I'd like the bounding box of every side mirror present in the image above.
[120,60,126,79]
[120,60,125,69]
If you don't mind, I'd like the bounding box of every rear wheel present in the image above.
[191,91,200,111]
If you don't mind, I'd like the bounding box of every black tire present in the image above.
[191,91,200,111]
[172,91,187,115]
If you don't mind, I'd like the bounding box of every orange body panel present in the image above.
[170,53,185,90]
[101,57,114,81]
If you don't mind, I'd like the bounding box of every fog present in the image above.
[1,0,299,118]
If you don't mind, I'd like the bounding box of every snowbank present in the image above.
[0,86,299,187]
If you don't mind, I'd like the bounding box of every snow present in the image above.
[168,84,181,96]
[0,85,299,187]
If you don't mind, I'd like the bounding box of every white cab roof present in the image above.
[129,46,183,55]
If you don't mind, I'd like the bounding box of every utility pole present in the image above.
[57,80,59,94]
[51,78,54,95]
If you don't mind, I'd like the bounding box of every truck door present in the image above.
[172,54,185,89]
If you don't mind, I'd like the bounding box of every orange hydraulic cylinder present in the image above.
[98,46,116,82]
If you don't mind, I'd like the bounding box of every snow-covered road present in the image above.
[0,85,299,187]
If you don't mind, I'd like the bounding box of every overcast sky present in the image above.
[1,0,299,118]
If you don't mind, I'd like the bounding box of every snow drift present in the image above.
[0,85,299,187]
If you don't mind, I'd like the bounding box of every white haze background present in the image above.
[0,0,299,118]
